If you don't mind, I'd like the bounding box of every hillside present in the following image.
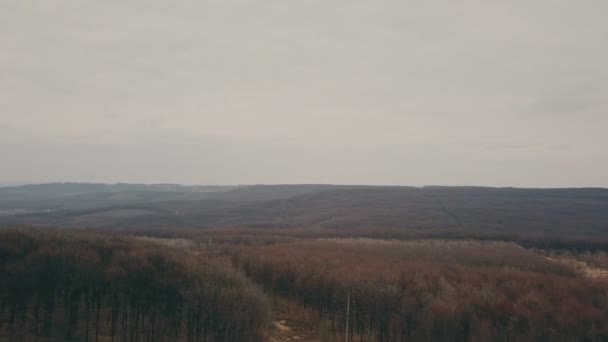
[1,184,607,241]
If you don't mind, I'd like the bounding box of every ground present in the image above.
[268,301,318,342]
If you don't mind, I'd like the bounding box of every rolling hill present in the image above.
[0,184,607,242]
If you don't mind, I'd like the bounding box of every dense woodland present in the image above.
[235,239,608,341]
[1,184,608,341]
[2,185,608,240]
[1,227,608,341]
[0,230,270,341]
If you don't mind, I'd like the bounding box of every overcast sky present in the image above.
[1,1,607,187]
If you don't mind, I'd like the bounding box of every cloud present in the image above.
[0,0,607,186]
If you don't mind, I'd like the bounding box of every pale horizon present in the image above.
[2,181,607,190]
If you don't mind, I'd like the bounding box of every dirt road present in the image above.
[267,303,318,342]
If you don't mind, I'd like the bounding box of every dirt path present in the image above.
[267,302,318,342]
[544,256,608,280]
[268,319,317,342]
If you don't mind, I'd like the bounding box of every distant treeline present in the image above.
[111,226,608,252]
[0,229,270,341]
[2,185,608,238]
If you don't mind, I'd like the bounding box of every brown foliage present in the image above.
[0,229,270,341]
[236,239,608,341]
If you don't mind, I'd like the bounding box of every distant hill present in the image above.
[0,184,607,239]
[0,183,342,209]
[177,186,608,235]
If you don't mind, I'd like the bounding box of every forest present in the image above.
[0,229,270,341]
[234,238,608,341]
[1,184,608,341]
[4,0,608,338]
[2,185,608,240]
[1,227,607,341]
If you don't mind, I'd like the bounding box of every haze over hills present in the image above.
[1,183,607,240]
[3,1,608,340]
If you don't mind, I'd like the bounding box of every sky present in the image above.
[1,1,607,187]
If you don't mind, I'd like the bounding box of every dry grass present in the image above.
[135,235,196,249]
[542,252,608,281]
